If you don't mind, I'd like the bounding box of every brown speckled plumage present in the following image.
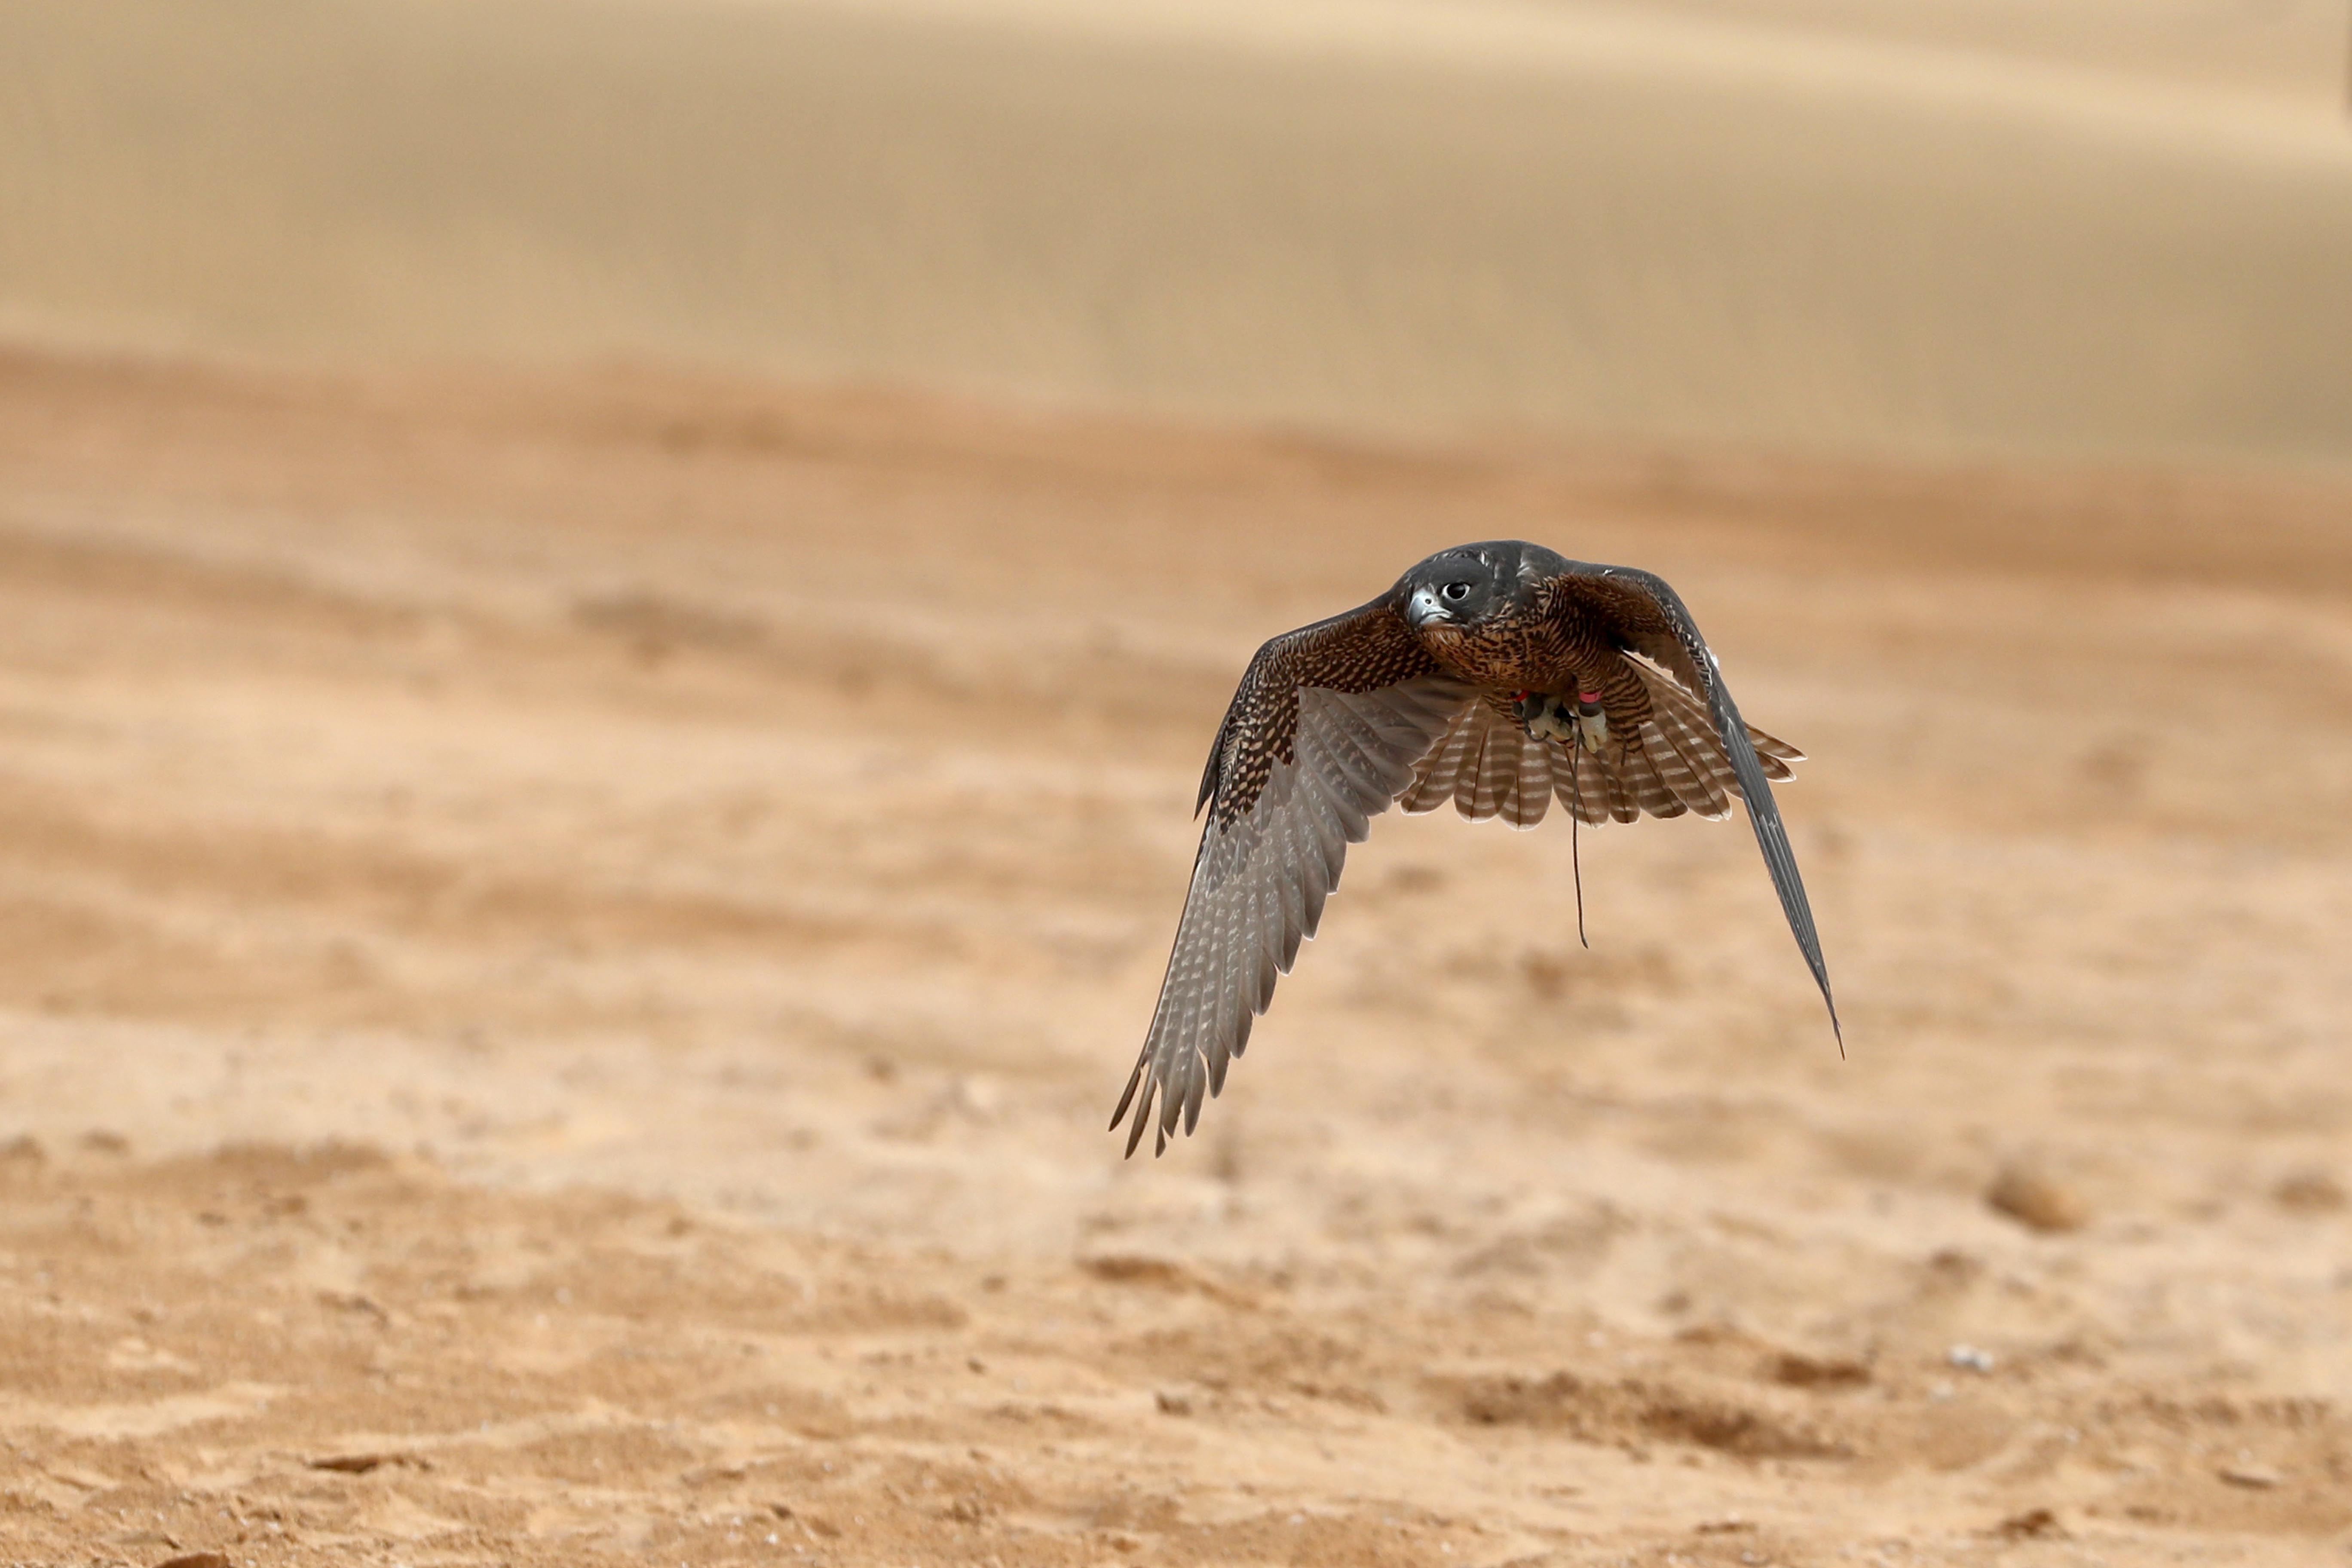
[1112,541,1840,1157]
[1196,601,1439,827]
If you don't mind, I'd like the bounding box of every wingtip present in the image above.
[1117,1075,1153,1158]
[1109,1061,1145,1132]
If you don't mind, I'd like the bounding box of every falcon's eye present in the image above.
[1440,581,1472,603]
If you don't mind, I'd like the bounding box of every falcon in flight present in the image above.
[1112,540,1838,1156]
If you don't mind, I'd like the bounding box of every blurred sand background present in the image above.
[7,0,2352,462]
[5,3,2352,1565]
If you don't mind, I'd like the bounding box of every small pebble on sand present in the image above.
[1985,1164,2088,1232]
[2272,1170,2346,1214]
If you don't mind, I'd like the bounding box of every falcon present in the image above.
[1111,540,1839,1156]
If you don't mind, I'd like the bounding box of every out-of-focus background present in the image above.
[9,0,2352,462]
[3,3,2352,1564]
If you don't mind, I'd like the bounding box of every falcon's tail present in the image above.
[1400,659,1799,829]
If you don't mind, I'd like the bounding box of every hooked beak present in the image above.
[1406,586,1453,628]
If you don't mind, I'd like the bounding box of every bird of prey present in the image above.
[1111,539,1838,1156]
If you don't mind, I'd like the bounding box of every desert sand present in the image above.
[1,345,2351,1564]
[6,0,2352,464]
[6,0,2352,1562]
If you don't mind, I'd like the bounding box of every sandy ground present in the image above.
[1,344,2351,1564]
[6,0,2352,464]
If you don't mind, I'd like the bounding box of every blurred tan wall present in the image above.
[3,0,2350,464]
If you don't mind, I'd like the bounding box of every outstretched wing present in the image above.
[1546,564,1843,1045]
[1112,600,1473,1155]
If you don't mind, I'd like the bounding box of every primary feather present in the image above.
[1112,541,1839,1156]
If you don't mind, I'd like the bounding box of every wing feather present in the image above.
[1548,564,1841,1043]
[1602,741,1641,822]
[1404,697,1560,828]
[1556,738,1607,825]
[1643,703,1731,819]
[1499,729,1542,827]
[1115,601,1473,1154]
[1624,722,1692,818]
[1647,712,1721,817]
[1456,709,1499,819]
[1400,707,1478,814]
[1632,654,1798,787]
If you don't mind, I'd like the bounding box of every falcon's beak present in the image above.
[1406,586,1452,628]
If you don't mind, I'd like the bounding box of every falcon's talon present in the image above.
[1519,694,1578,746]
[1574,694,1609,754]
[1519,692,1606,752]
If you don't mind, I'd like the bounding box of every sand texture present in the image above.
[0,346,2349,1562]
[5,0,2352,464]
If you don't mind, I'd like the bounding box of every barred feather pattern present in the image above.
[1401,656,1801,829]
[1118,542,1840,1159]
[1111,676,1473,1157]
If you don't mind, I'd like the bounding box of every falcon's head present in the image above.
[1399,542,1546,630]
